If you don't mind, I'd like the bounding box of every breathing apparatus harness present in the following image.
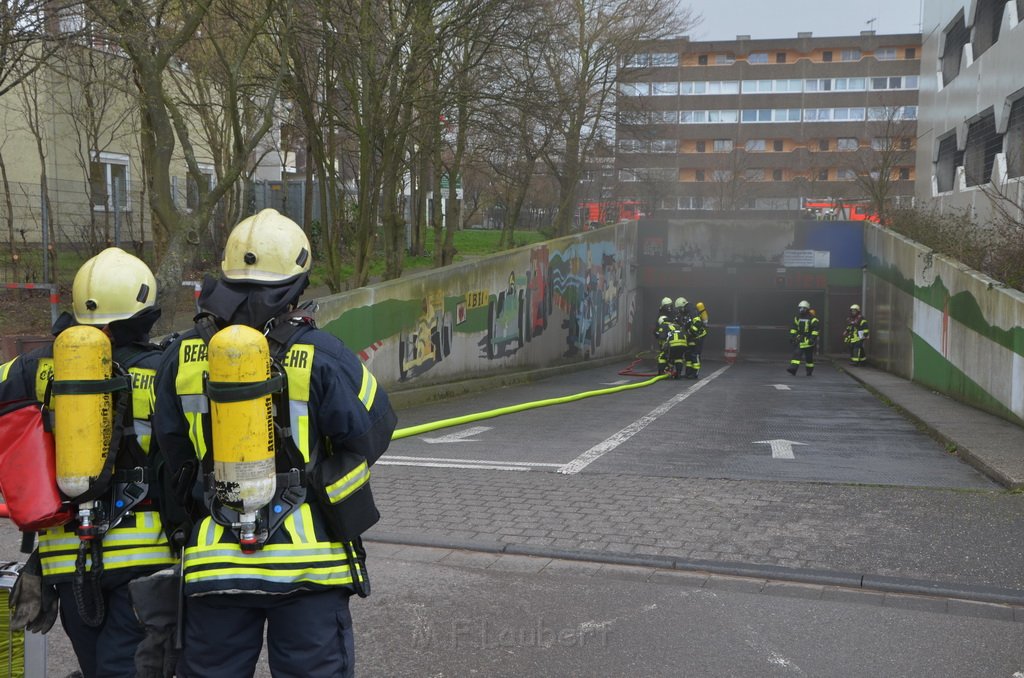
[194,306,317,554]
[45,346,151,627]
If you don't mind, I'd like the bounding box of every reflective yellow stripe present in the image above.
[326,462,369,504]
[358,365,377,411]
[0,357,15,382]
[34,358,53,403]
[283,344,313,462]
[38,512,177,576]
[130,366,156,453]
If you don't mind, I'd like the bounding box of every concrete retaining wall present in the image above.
[314,223,638,393]
[865,223,1024,426]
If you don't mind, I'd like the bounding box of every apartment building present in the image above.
[613,31,921,216]
[919,0,1024,223]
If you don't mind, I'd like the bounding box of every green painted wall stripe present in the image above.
[911,333,1023,426]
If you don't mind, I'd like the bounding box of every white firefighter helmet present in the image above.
[850,304,861,312]
[674,297,688,309]
[660,296,672,307]
[222,209,311,284]
[658,315,667,324]
[798,300,811,310]
[72,248,157,325]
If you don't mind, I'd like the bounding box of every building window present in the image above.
[680,110,708,123]
[935,134,962,192]
[839,49,861,61]
[623,53,650,68]
[905,47,916,59]
[818,139,830,151]
[776,52,787,63]
[817,168,829,180]
[773,139,784,152]
[834,77,866,91]
[898,167,911,180]
[837,168,857,180]
[713,139,734,152]
[89,151,130,212]
[875,48,897,60]
[651,110,679,123]
[698,54,708,65]
[744,169,765,181]
[712,170,733,181]
[651,139,677,153]
[745,139,766,152]
[837,137,858,151]
[696,140,706,152]
[618,169,640,182]
[619,82,650,96]
[186,164,214,211]
[941,14,970,85]
[963,111,1001,187]
[650,52,679,67]
[872,137,892,151]
[652,82,679,95]
[748,52,768,64]
[695,170,706,182]
[714,54,735,65]
[618,139,647,153]
[772,169,783,181]
[1006,98,1024,178]
[822,50,832,62]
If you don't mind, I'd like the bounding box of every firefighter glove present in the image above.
[130,566,182,678]
[9,550,59,634]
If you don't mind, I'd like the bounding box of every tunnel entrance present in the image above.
[637,217,864,359]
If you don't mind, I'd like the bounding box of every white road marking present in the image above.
[420,426,492,444]
[773,384,791,390]
[377,460,530,472]
[600,379,631,386]
[753,439,807,459]
[558,365,730,474]
[381,455,562,467]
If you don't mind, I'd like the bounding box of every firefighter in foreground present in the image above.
[0,248,177,678]
[655,315,687,378]
[844,304,870,365]
[153,209,397,677]
[684,301,709,379]
[787,300,820,376]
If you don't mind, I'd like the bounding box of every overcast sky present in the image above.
[683,0,924,41]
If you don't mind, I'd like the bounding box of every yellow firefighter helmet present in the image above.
[222,209,311,284]
[72,248,156,325]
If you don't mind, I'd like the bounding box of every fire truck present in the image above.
[802,198,880,223]
[577,201,643,230]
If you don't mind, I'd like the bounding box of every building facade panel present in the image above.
[618,31,920,216]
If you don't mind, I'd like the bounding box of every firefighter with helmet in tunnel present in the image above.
[0,248,177,678]
[153,208,397,677]
[787,300,820,376]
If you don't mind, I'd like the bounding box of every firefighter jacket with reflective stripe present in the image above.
[153,323,396,597]
[845,316,869,343]
[790,314,820,349]
[0,341,177,583]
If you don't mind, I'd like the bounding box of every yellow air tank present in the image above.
[53,325,113,500]
[207,325,277,547]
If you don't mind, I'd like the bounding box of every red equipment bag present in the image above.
[0,400,72,531]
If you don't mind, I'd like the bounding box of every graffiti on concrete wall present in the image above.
[318,226,634,385]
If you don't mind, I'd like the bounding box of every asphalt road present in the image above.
[385,358,993,489]
[4,356,1020,677]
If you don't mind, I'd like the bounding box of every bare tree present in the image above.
[844,105,916,221]
[0,0,51,99]
[82,0,287,328]
[537,0,694,236]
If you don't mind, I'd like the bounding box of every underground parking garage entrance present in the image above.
[637,217,864,360]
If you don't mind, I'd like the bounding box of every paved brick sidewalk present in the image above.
[369,465,1024,592]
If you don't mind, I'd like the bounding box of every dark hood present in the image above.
[196,273,309,329]
[50,306,162,346]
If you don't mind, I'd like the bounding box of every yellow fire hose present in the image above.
[392,372,668,440]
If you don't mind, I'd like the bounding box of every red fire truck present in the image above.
[802,198,881,223]
[577,201,643,230]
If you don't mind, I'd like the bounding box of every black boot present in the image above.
[786,365,797,375]
[806,367,813,376]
